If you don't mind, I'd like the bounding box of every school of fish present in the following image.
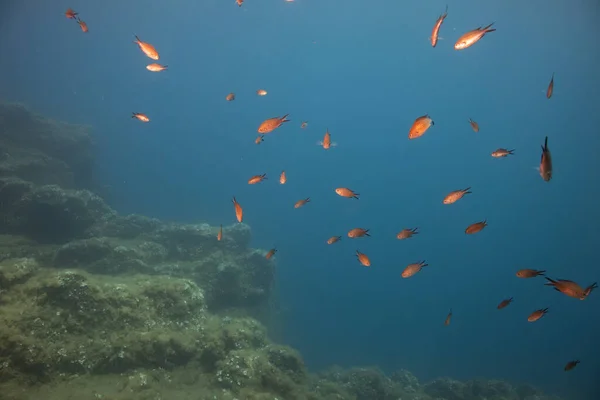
[64,3,596,376]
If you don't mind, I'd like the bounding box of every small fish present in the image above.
[65,8,78,19]
[545,277,596,300]
[258,114,290,134]
[255,136,264,145]
[294,197,310,209]
[401,260,428,278]
[564,360,580,372]
[266,248,277,260]
[539,136,552,182]
[318,129,337,149]
[465,220,487,234]
[430,5,448,48]
[396,228,418,240]
[454,23,496,50]
[301,121,308,129]
[347,228,370,238]
[497,297,513,309]
[516,269,546,278]
[327,236,342,245]
[356,250,371,267]
[468,118,479,132]
[408,114,434,139]
[444,309,452,326]
[248,173,267,185]
[217,225,223,241]
[257,89,267,96]
[131,112,150,122]
[443,187,471,204]
[147,63,168,72]
[279,171,286,184]
[236,0,243,6]
[335,188,359,199]
[225,92,235,101]
[527,308,549,322]
[547,73,555,99]
[232,196,243,223]
[77,18,88,33]
[134,35,159,60]
[491,148,515,158]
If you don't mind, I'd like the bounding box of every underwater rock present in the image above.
[0,102,95,189]
[0,177,115,243]
[53,237,167,274]
[85,213,162,239]
[423,377,467,400]
[465,378,517,400]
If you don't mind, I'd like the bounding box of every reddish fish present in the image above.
[217,225,223,241]
[444,309,452,326]
[65,8,78,19]
[454,23,496,50]
[258,114,290,134]
[232,196,243,223]
[468,118,479,132]
[408,114,434,139]
[430,5,448,48]
[134,35,159,60]
[539,136,552,182]
[547,73,554,99]
[356,250,371,267]
[132,112,150,122]
[396,228,418,240]
[497,297,513,309]
[465,220,487,234]
[527,308,549,322]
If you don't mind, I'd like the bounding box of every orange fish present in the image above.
[301,121,308,129]
[327,236,342,245]
[236,0,243,6]
[401,260,428,278]
[279,171,286,184]
[232,196,243,223]
[266,248,277,260]
[347,228,370,238]
[443,187,471,204]
[256,89,267,96]
[356,250,371,267]
[134,35,159,60]
[217,225,223,241]
[564,360,580,371]
[539,136,552,182]
[258,114,290,134]
[146,63,167,72]
[465,220,487,234]
[468,118,479,132]
[444,309,452,326]
[77,18,88,33]
[131,112,150,122]
[454,23,496,50]
[255,136,264,145]
[335,188,359,199]
[545,278,597,300]
[547,73,554,99]
[516,269,546,278]
[497,297,513,309]
[408,114,434,139]
[294,197,310,209]
[396,228,418,240]
[65,8,78,19]
[318,129,337,149]
[430,5,448,48]
[226,93,235,101]
[491,148,515,158]
[527,308,549,322]
[248,173,267,185]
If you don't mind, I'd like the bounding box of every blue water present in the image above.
[2,0,600,398]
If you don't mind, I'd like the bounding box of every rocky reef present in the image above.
[0,102,565,399]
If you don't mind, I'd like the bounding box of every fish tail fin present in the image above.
[134,35,141,43]
[508,149,515,155]
[483,22,495,32]
[281,114,290,123]
[464,187,472,194]
[353,193,359,200]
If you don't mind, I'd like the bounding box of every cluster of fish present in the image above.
[63,3,595,374]
[64,8,88,33]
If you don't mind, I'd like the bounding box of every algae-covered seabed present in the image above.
[0,102,562,400]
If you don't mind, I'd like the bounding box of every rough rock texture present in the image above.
[0,103,566,400]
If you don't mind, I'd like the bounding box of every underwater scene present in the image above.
[1,1,599,399]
